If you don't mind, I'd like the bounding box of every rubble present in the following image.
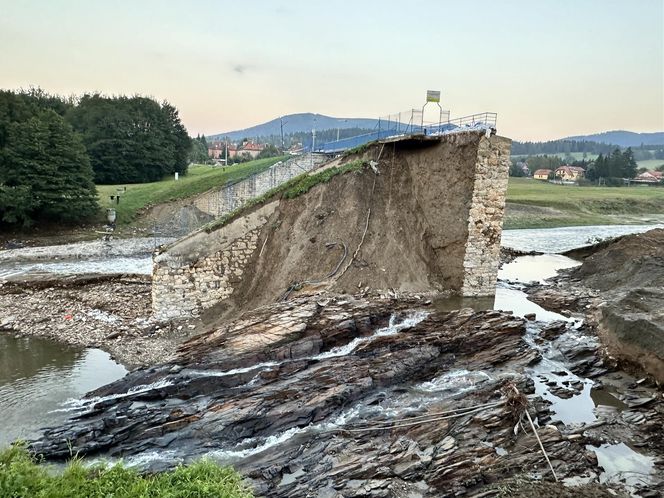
[0,275,194,368]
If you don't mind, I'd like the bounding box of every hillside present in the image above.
[208,113,379,141]
[565,130,664,147]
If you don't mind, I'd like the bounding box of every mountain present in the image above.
[208,113,380,142]
[565,130,664,147]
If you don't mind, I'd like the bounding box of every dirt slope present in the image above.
[226,134,501,314]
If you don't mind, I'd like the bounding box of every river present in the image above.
[0,224,660,489]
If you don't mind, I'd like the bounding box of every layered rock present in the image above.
[32,295,609,497]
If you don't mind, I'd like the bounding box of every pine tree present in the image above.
[622,148,638,179]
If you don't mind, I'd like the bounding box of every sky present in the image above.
[1,0,662,141]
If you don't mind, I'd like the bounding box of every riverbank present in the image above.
[0,275,194,368]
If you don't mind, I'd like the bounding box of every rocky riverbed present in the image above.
[29,288,664,497]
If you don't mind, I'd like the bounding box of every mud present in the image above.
[567,229,664,383]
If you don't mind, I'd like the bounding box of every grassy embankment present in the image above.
[96,156,287,225]
[0,445,253,498]
[505,177,664,229]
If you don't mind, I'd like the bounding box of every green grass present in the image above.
[0,444,253,498]
[203,160,366,233]
[636,159,664,170]
[505,177,664,229]
[96,157,287,225]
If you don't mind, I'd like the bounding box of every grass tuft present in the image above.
[0,444,253,498]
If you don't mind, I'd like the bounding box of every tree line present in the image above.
[0,88,191,227]
[586,149,638,184]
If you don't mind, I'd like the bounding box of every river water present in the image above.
[0,335,127,446]
[0,224,660,488]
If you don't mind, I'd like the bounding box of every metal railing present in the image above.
[315,111,497,153]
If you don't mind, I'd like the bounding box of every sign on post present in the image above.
[426,90,441,103]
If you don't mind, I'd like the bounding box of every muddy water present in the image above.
[0,334,126,447]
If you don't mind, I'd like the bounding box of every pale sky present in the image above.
[1,0,662,141]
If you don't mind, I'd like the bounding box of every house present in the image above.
[239,141,265,159]
[555,165,585,181]
[633,171,662,184]
[207,141,225,159]
[533,169,552,180]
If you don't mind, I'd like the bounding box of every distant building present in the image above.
[633,171,662,184]
[533,169,552,180]
[240,141,265,158]
[207,141,225,159]
[555,165,585,181]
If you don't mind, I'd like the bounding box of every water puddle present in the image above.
[499,254,580,284]
[0,334,127,446]
[590,442,655,490]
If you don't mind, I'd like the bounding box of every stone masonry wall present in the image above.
[152,133,511,321]
[192,154,327,217]
[152,203,277,320]
[461,135,511,295]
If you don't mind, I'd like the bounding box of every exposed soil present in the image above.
[199,133,505,325]
[566,229,664,382]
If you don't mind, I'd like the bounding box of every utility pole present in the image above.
[311,118,316,168]
[225,137,228,166]
[280,116,286,151]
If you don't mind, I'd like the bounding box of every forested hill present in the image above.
[209,113,379,142]
[565,130,664,147]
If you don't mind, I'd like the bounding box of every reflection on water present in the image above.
[501,224,664,254]
[591,442,655,488]
[0,334,127,446]
[499,254,580,284]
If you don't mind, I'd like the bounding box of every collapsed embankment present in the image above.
[152,132,511,321]
[569,228,664,382]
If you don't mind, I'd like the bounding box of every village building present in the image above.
[555,165,585,181]
[633,171,663,184]
[533,168,552,180]
[239,141,265,159]
[207,141,225,160]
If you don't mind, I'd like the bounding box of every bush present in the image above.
[0,444,253,498]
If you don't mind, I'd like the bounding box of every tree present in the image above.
[621,148,638,179]
[67,94,191,183]
[0,105,98,226]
